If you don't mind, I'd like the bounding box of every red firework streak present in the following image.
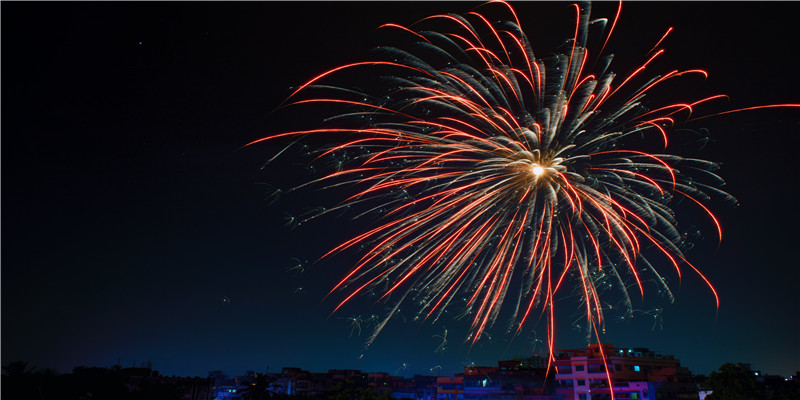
[249,2,799,396]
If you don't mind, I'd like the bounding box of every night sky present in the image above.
[3,2,799,379]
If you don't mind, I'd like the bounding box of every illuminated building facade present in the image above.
[435,356,558,400]
[554,343,699,400]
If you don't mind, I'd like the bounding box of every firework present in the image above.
[250,1,796,363]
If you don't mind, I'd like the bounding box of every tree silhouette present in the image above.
[705,363,765,400]
[3,361,38,377]
[323,380,394,400]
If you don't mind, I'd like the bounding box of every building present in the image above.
[434,356,559,400]
[437,375,465,399]
[209,370,247,400]
[554,343,699,400]
[409,375,440,400]
[267,366,436,399]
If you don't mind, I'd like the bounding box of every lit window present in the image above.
[634,365,640,372]
[631,393,639,399]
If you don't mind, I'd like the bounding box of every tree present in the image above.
[705,363,765,400]
[323,380,394,400]
[3,361,38,377]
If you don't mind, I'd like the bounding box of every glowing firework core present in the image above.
[532,165,545,176]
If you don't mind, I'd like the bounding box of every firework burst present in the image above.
[249,1,797,363]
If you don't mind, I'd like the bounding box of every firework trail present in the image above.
[433,327,448,354]
[343,315,364,337]
[250,0,797,368]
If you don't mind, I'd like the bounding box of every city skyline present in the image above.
[2,2,798,379]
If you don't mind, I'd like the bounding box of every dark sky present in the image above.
[3,2,798,379]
